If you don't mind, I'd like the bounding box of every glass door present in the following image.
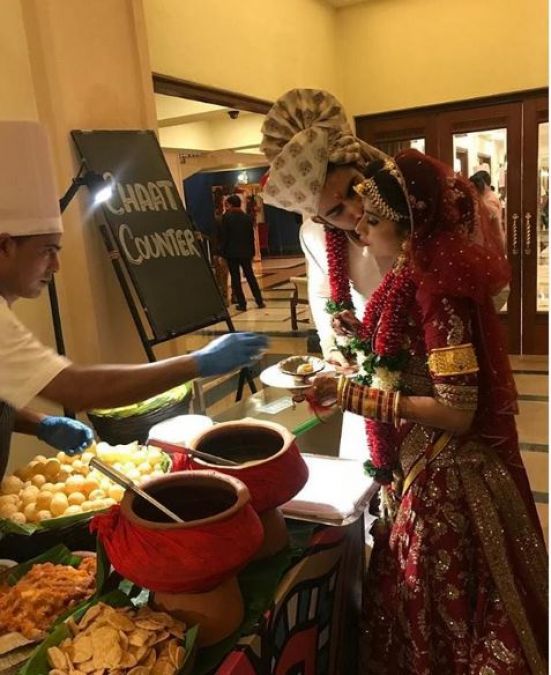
[438,103,523,353]
[521,95,549,354]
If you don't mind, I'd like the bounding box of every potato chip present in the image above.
[106,611,135,632]
[103,640,124,670]
[128,628,153,647]
[78,660,97,674]
[118,651,138,669]
[134,618,165,631]
[66,617,80,636]
[142,649,157,669]
[47,646,68,670]
[128,668,150,675]
[168,641,186,669]
[78,604,103,630]
[167,619,186,638]
[72,634,93,663]
[151,656,176,675]
[91,626,119,668]
[144,611,175,628]
[118,630,129,651]
[128,644,146,661]
[151,630,170,644]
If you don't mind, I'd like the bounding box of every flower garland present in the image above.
[324,227,417,484]
[325,228,354,314]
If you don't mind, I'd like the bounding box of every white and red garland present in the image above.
[324,228,416,484]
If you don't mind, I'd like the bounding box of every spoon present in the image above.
[89,457,185,524]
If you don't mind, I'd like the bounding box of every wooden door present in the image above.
[521,95,549,354]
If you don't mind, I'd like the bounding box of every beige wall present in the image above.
[0,0,37,121]
[336,0,548,116]
[159,113,264,151]
[143,0,339,101]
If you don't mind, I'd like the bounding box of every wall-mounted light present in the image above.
[59,163,113,213]
[237,171,248,184]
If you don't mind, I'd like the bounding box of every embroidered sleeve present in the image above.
[417,293,479,411]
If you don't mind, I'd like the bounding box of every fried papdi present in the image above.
[47,603,187,675]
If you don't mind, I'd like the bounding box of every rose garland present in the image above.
[324,227,416,484]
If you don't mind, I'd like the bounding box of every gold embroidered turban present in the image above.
[260,89,385,216]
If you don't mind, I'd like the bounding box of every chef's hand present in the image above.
[331,310,362,337]
[326,349,358,375]
[194,332,269,377]
[37,416,94,456]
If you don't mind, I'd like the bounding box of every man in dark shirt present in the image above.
[220,194,265,311]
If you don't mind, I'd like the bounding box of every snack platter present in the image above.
[0,545,196,675]
[0,442,171,535]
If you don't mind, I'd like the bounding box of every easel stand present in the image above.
[98,222,256,402]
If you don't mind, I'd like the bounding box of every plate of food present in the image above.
[278,356,325,379]
[261,356,332,391]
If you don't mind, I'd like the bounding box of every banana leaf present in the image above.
[89,383,191,419]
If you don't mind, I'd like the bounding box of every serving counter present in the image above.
[0,388,377,675]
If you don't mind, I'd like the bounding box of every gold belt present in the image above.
[401,430,453,495]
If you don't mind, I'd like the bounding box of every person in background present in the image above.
[469,170,508,310]
[469,169,505,241]
[211,213,230,305]
[0,121,268,478]
[220,194,265,312]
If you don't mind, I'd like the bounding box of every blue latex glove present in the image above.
[37,416,94,456]
[194,332,269,378]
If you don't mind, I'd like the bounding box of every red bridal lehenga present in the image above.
[325,151,548,674]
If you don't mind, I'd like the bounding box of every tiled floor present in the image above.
[205,255,549,542]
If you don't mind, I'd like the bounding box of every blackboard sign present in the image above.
[72,130,227,342]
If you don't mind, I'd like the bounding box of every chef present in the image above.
[0,121,267,477]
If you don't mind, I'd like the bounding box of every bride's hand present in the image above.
[305,374,338,408]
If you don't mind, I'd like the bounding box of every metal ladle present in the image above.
[89,457,184,524]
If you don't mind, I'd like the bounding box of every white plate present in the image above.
[278,356,325,378]
[260,363,335,391]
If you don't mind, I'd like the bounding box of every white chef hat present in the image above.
[0,121,62,236]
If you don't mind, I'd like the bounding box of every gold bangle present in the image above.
[336,375,347,407]
[393,391,402,428]
[339,377,351,411]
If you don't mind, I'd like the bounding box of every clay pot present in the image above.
[118,470,263,646]
[186,419,309,559]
